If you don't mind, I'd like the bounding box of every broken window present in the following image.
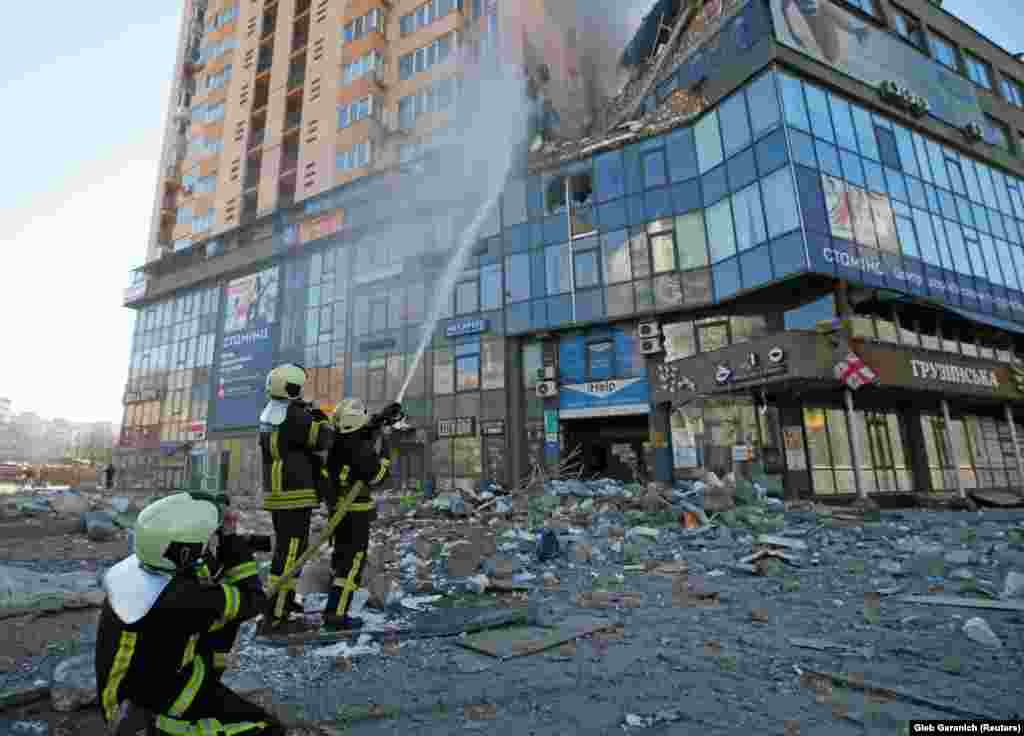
[569,171,595,238]
[544,175,567,216]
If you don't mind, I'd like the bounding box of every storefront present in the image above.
[653,327,1024,498]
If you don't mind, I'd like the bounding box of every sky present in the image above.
[0,1,1018,426]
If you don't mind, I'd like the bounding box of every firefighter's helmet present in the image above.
[134,493,219,574]
[333,398,370,434]
[266,363,306,400]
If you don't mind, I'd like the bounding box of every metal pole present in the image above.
[843,389,867,500]
[1005,404,1024,495]
[940,399,966,501]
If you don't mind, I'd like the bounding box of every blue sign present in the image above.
[559,378,651,418]
[807,238,1024,321]
[446,318,489,338]
[211,324,277,430]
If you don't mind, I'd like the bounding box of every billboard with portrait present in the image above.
[770,0,982,129]
[212,267,281,430]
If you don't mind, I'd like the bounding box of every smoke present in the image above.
[500,0,655,138]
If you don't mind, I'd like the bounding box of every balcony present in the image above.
[280,156,299,174]
[284,110,302,131]
[287,69,305,92]
[256,55,273,75]
[248,127,266,150]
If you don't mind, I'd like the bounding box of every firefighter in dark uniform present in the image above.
[320,398,401,630]
[258,363,334,633]
[95,493,285,736]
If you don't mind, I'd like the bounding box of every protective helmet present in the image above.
[266,363,306,400]
[134,493,220,574]
[333,398,370,434]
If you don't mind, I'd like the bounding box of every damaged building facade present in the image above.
[120,0,1024,503]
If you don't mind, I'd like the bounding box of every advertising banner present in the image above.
[806,236,1024,320]
[212,267,281,430]
[770,0,982,129]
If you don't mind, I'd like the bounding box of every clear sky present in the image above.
[0,1,1018,426]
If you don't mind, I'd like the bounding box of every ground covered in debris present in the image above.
[1,482,1023,735]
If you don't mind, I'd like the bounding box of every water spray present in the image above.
[395,156,512,404]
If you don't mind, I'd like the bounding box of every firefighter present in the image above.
[95,493,285,736]
[258,363,335,634]
[320,398,402,630]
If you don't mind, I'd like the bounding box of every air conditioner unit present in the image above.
[536,380,558,398]
[637,321,660,338]
[640,337,663,355]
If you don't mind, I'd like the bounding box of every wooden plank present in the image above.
[456,618,616,661]
[894,595,1024,612]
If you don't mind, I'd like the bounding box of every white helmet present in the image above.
[134,493,219,574]
[333,398,370,434]
[266,363,306,400]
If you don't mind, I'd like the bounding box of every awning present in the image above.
[945,305,1024,337]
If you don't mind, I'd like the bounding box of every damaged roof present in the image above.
[526,0,754,173]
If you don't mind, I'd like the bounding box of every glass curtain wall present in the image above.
[779,71,1024,321]
[922,413,1021,492]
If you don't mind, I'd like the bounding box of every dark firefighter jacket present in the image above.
[325,428,393,520]
[260,402,334,511]
[94,536,265,728]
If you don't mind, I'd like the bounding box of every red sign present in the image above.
[834,352,878,390]
[298,209,345,245]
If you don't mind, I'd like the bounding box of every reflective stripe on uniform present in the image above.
[339,465,350,485]
[101,631,137,722]
[274,537,301,619]
[213,652,228,670]
[370,458,391,485]
[349,501,375,512]
[223,561,258,584]
[333,551,365,616]
[209,584,240,632]
[168,656,205,717]
[262,488,318,511]
[180,633,200,669]
[155,715,268,735]
[308,421,324,449]
[269,431,283,501]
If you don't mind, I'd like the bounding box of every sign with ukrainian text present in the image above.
[212,267,281,430]
[446,318,490,338]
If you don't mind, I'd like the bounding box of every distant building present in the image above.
[0,398,11,424]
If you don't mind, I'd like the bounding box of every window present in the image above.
[731,182,767,252]
[1001,76,1024,108]
[984,115,1010,151]
[602,229,631,283]
[398,96,415,129]
[674,211,708,270]
[574,249,601,288]
[455,339,481,391]
[456,279,479,314]
[891,8,924,48]
[761,167,800,238]
[964,52,993,90]
[929,33,959,71]
[706,198,736,263]
[399,54,414,80]
[587,341,615,381]
[480,263,501,310]
[400,14,415,35]
[546,243,572,294]
[569,172,595,237]
[844,0,876,16]
[505,253,530,302]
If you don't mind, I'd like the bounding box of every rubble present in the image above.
[50,653,97,712]
[962,617,1003,648]
[1003,570,1024,599]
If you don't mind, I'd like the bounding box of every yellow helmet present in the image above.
[134,493,219,573]
[333,398,369,434]
[266,363,306,400]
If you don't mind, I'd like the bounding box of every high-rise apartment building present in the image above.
[123,0,1024,504]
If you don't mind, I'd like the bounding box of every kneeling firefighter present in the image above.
[321,398,404,630]
[95,493,285,736]
[259,363,335,633]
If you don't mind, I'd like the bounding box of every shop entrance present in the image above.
[562,415,649,483]
[801,406,914,494]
